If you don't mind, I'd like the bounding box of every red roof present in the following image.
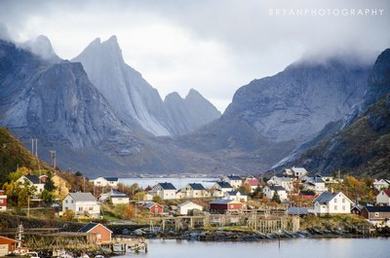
[245,178,259,186]
[384,189,390,197]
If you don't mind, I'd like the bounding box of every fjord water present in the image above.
[119,238,390,258]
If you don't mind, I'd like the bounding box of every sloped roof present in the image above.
[158,182,176,190]
[270,185,286,191]
[227,175,242,180]
[79,222,112,233]
[291,167,308,173]
[104,177,118,182]
[216,181,232,189]
[188,183,206,190]
[364,206,390,212]
[69,192,96,202]
[288,207,309,215]
[382,189,390,197]
[25,175,41,184]
[110,189,127,197]
[314,191,337,204]
[178,200,202,208]
[210,199,237,205]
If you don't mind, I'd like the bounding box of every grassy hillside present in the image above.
[297,95,390,178]
[0,128,54,184]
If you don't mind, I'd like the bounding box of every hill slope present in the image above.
[0,127,53,184]
[281,49,390,177]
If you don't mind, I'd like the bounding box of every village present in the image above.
[0,166,390,257]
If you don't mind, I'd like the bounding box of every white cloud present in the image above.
[0,0,389,112]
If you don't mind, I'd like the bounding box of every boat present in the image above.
[25,252,40,258]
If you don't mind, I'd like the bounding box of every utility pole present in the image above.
[27,197,30,218]
[50,150,56,168]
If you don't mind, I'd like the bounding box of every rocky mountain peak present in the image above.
[21,35,61,63]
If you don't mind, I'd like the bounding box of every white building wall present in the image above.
[376,191,390,205]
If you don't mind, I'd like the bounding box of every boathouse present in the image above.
[78,223,112,244]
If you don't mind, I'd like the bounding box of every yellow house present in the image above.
[52,174,70,200]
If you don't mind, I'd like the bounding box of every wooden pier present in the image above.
[148,209,300,233]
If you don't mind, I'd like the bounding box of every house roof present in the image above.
[25,175,41,184]
[104,177,118,182]
[158,182,176,190]
[314,191,353,204]
[245,178,259,186]
[69,192,96,202]
[216,181,233,189]
[210,199,238,205]
[270,185,286,191]
[364,206,390,212]
[382,189,390,197]
[291,167,308,173]
[110,189,127,197]
[288,207,309,215]
[143,202,162,209]
[227,175,242,180]
[314,191,336,204]
[188,183,206,190]
[79,222,112,233]
[178,201,202,208]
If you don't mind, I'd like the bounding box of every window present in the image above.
[375,212,379,217]
[342,198,345,203]
[334,205,338,210]
[79,207,83,211]
[342,205,345,210]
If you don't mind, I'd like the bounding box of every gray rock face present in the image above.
[0,40,139,149]
[72,36,220,136]
[224,58,371,143]
[274,49,390,176]
[20,35,61,63]
[164,89,221,135]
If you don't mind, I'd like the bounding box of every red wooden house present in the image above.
[78,223,112,245]
[209,199,243,214]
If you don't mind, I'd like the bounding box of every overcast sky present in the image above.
[0,0,389,111]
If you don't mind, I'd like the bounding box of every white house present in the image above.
[178,201,203,215]
[263,185,288,202]
[376,189,390,206]
[224,175,243,189]
[373,179,390,191]
[313,191,353,215]
[303,176,328,194]
[291,167,308,178]
[90,177,119,188]
[225,190,248,202]
[212,181,233,194]
[99,189,129,205]
[267,176,294,192]
[0,190,7,212]
[243,177,259,193]
[150,182,177,200]
[62,192,100,218]
[178,183,210,199]
[17,175,45,196]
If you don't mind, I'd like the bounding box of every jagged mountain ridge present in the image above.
[176,56,372,171]
[0,38,236,176]
[72,36,220,136]
[276,49,390,177]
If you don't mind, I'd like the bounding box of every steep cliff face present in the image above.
[164,89,221,135]
[72,36,220,136]
[177,56,371,171]
[224,58,370,143]
[279,49,390,177]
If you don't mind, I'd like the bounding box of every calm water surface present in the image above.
[119,238,390,258]
[119,177,218,189]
